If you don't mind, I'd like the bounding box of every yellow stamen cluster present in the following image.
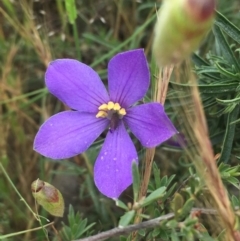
[96,101,126,118]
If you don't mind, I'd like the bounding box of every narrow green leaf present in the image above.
[138,229,146,236]
[172,193,184,218]
[192,53,209,65]
[184,216,198,226]
[2,0,16,16]
[167,220,178,229]
[221,172,231,178]
[152,228,160,237]
[78,222,95,238]
[219,104,240,163]
[132,161,140,202]
[118,210,135,227]
[227,166,240,175]
[65,0,77,24]
[171,231,180,241]
[166,175,176,187]
[159,176,168,187]
[231,195,239,207]
[140,187,166,207]
[212,25,240,72]
[219,162,230,172]
[177,198,195,220]
[215,11,240,44]
[159,229,168,239]
[215,62,240,79]
[115,199,128,211]
[139,213,150,219]
[83,33,115,49]
[216,229,226,241]
[199,226,216,241]
[153,162,161,188]
[225,176,240,189]
[170,81,238,94]
[164,183,177,200]
[216,96,240,105]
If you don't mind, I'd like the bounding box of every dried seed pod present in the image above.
[153,0,216,66]
[31,179,64,217]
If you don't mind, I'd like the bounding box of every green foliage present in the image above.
[58,205,95,240]
[1,0,240,240]
[172,12,240,164]
[215,11,240,45]
[140,186,167,208]
[119,210,136,227]
[219,163,240,188]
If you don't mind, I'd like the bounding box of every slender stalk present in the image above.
[133,66,174,237]
[0,162,49,222]
[0,162,36,216]
[0,222,54,239]
[73,21,81,61]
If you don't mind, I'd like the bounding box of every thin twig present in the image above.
[74,208,217,241]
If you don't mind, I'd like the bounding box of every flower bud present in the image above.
[152,0,216,66]
[31,179,64,217]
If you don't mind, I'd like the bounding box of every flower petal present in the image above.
[124,103,178,147]
[45,59,109,112]
[34,111,109,159]
[94,121,138,198]
[108,49,150,108]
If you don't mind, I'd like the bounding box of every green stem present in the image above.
[73,21,81,61]
[0,161,50,240]
[0,162,36,216]
[0,222,54,239]
[0,162,48,222]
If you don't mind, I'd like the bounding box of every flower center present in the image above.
[96,101,127,131]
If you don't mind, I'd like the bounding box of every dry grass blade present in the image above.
[0,45,19,157]
[0,0,52,67]
[174,64,240,241]
[132,66,174,239]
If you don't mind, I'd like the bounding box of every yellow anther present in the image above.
[97,101,126,119]
[107,101,115,110]
[96,110,108,118]
[119,108,126,116]
[98,103,108,111]
[113,103,121,111]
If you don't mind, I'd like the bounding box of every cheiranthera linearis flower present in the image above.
[34,49,177,198]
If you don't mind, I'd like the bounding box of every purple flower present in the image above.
[34,49,177,198]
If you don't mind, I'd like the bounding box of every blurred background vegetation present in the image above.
[0,0,240,240]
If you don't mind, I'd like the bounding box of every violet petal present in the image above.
[45,59,110,112]
[124,103,178,147]
[34,111,109,159]
[94,121,138,198]
[108,49,149,108]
